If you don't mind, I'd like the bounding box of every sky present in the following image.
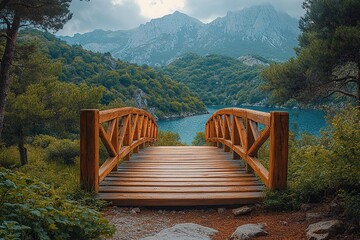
[57,0,304,36]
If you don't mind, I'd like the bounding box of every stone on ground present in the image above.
[232,206,253,216]
[140,223,218,240]
[306,220,343,240]
[230,223,268,240]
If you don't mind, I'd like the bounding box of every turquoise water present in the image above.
[157,105,327,145]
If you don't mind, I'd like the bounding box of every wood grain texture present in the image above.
[99,146,263,206]
[205,108,289,190]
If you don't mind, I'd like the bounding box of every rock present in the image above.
[140,223,218,240]
[218,208,226,213]
[306,212,328,221]
[232,206,253,216]
[130,209,137,214]
[279,221,288,226]
[230,223,268,240]
[301,204,312,212]
[132,207,141,213]
[306,220,343,240]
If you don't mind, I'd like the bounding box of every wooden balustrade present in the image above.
[205,108,289,190]
[80,107,158,192]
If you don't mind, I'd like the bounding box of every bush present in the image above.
[192,132,208,146]
[0,168,115,239]
[264,107,360,221]
[31,135,58,149]
[46,139,79,164]
[0,146,20,168]
[155,131,186,146]
[339,190,360,223]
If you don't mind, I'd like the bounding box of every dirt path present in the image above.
[104,206,309,240]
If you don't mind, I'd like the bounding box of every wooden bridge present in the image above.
[80,107,288,206]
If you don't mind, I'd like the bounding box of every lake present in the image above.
[157,105,327,145]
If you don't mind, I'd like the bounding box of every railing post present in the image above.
[217,115,223,148]
[245,118,255,173]
[124,114,131,161]
[111,118,119,171]
[268,112,289,190]
[232,115,241,159]
[133,115,140,153]
[80,109,99,192]
[224,114,231,152]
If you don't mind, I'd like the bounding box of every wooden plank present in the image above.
[103,176,259,182]
[99,185,265,193]
[100,180,262,187]
[106,173,253,178]
[98,192,263,206]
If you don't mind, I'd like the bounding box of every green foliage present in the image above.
[0,168,115,239]
[20,30,206,118]
[261,0,359,106]
[159,53,268,106]
[263,189,300,211]
[265,107,360,222]
[0,146,19,168]
[155,131,186,146]
[338,190,360,223]
[45,139,79,165]
[192,132,208,146]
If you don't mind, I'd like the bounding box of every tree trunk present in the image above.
[0,15,21,138]
[17,126,27,165]
[357,64,360,110]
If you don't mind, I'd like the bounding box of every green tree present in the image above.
[3,45,103,165]
[192,131,207,146]
[0,0,73,138]
[261,0,360,108]
[155,131,186,146]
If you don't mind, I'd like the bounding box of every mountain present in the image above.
[61,4,300,66]
[158,53,269,106]
[23,30,207,119]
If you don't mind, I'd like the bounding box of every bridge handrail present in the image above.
[80,107,158,192]
[205,108,289,190]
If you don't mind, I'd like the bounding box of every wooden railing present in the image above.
[205,108,289,190]
[80,107,158,192]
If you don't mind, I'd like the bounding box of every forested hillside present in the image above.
[159,53,268,106]
[22,30,206,119]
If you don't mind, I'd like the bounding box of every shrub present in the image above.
[45,139,79,164]
[0,168,115,239]
[192,131,208,146]
[31,135,58,148]
[264,107,360,221]
[0,146,20,168]
[155,130,186,146]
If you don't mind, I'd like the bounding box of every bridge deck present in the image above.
[99,146,264,206]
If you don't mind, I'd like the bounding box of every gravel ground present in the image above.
[104,206,309,240]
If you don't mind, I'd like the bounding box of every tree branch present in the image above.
[326,89,357,99]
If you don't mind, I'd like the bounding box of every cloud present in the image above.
[183,0,304,23]
[134,0,186,19]
[58,0,304,36]
[57,0,148,36]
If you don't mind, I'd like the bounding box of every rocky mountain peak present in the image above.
[61,4,300,65]
[210,4,299,45]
